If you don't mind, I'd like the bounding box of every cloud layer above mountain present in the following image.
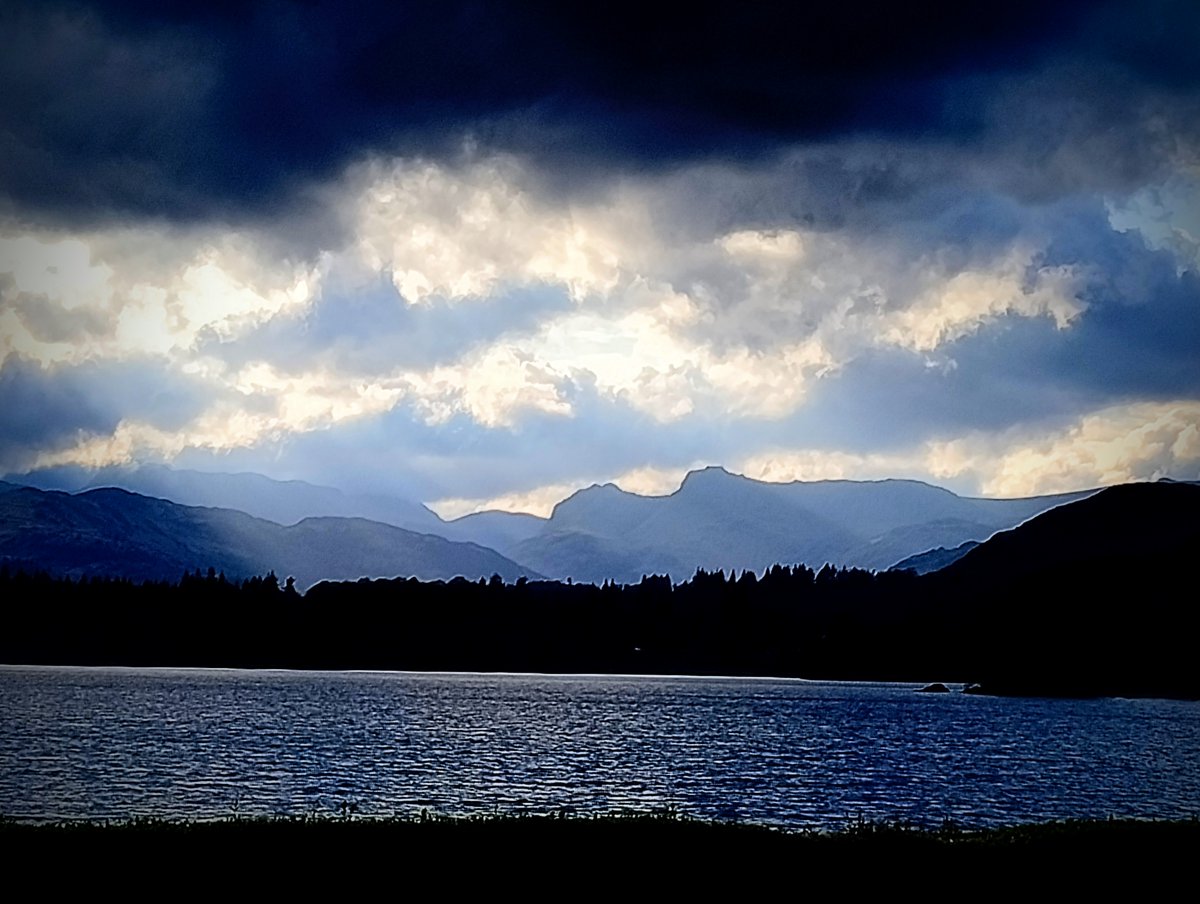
[2,0,1198,510]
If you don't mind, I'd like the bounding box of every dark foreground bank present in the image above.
[4,813,1197,892]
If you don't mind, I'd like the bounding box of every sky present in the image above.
[1,0,1198,517]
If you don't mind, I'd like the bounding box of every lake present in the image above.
[2,666,1198,828]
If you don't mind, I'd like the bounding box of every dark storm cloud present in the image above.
[0,356,212,470]
[3,0,1197,225]
[778,203,1200,452]
[1010,238,1200,401]
[0,357,118,463]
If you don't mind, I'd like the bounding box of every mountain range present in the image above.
[0,481,533,588]
[508,467,1092,583]
[5,479,1197,697]
[3,464,1100,585]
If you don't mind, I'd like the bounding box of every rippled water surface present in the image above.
[2,666,1198,827]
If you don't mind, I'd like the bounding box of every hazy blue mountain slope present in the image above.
[751,477,1092,536]
[626,468,860,574]
[889,540,981,575]
[434,510,547,557]
[763,478,978,534]
[269,517,535,589]
[547,483,666,537]
[0,487,262,581]
[842,520,997,572]
[512,529,690,586]
[0,486,537,588]
[76,465,442,532]
[22,464,550,557]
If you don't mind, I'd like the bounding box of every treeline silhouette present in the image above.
[0,564,920,675]
[2,540,1196,698]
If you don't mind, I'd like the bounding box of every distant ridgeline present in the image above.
[2,482,1198,699]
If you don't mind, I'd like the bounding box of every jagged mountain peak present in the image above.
[679,464,737,483]
[549,480,643,517]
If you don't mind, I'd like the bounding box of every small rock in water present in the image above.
[917,682,950,693]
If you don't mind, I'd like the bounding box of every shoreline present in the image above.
[5,814,1198,886]
[5,662,1198,701]
[6,811,1198,832]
